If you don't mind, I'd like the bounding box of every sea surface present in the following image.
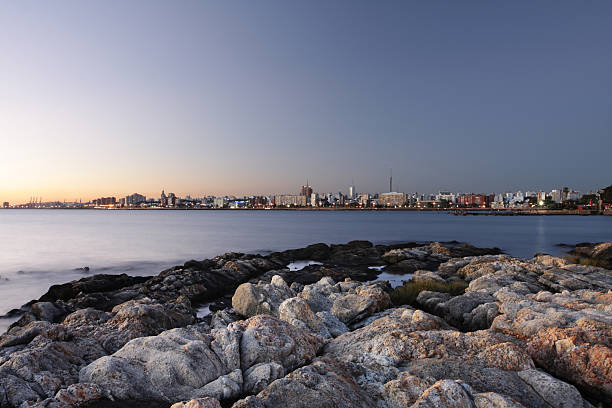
[1,209,611,331]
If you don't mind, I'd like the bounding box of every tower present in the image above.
[389,169,393,193]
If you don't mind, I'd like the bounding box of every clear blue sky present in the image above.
[1,1,611,201]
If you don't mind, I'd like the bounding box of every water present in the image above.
[1,209,611,329]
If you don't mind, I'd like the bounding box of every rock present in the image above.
[231,396,265,408]
[316,311,348,337]
[53,383,106,406]
[278,297,330,338]
[251,357,376,408]
[417,290,498,331]
[517,369,588,408]
[170,397,222,408]
[243,362,285,394]
[473,392,526,408]
[39,274,149,303]
[413,270,446,283]
[382,372,433,408]
[232,276,295,318]
[299,278,390,325]
[526,327,612,405]
[237,314,323,373]
[410,379,475,408]
[80,323,242,401]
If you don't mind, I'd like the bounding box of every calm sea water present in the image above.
[0,209,611,330]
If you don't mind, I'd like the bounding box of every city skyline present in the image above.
[2,2,612,203]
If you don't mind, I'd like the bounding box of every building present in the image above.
[160,190,168,207]
[126,193,146,206]
[2,202,8,208]
[457,194,490,208]
[349,185,355,199]
[379,192,407,207]
[358,193,370,207]
[274,195,307,207]
[550,189,562,203]
[167,193,177,207]
[435,191,456,203]
[310,193,318,207]
[300,184,313,198]
[213,197,227,208]
[537,191,547,205]
[92,197,116,206]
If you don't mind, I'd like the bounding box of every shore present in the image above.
[0,240,610,407]
[2,207,610,215]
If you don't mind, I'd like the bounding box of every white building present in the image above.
[435,191,456,203]
[550,189,562,203]
[213,197,226,208]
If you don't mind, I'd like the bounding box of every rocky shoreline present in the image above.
[0,241,610,408]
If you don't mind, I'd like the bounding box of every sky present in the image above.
[1,1,611,203]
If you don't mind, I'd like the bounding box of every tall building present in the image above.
[550,189,562,203]
[300,183,313,198]
[160,190,168,207]
[537,191,547,204]
[2,202,9,208]
[310,193,318,207]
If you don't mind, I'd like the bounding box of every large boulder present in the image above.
[232,276,295,318]
[80,315,323,404]
[235,357,376,408]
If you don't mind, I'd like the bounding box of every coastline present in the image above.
[0,240,610,407]
[1,207,610,215]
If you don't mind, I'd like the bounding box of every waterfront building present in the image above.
[213,197,227,208]
[92,197,117,206]
[274,195,307,207]
[537,191,547,204]
[310,193,318,207]
[349,185,355,199]
[168,193,177,207]
[300,184,313,198]
[435,191,456,203]
[379,192,407,207]
[456,194,490,208]
[160,190,168,207]
[126,193,146,206]
[550,189,562,203]
[358,193,370,207]
[2,202,8,208]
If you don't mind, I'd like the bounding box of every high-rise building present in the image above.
[300,183,313,198]
[550,189,562,203]
[310,193,318,207]
[2,202,9,208]
[537,191,547,204]
[160,190,168,207]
